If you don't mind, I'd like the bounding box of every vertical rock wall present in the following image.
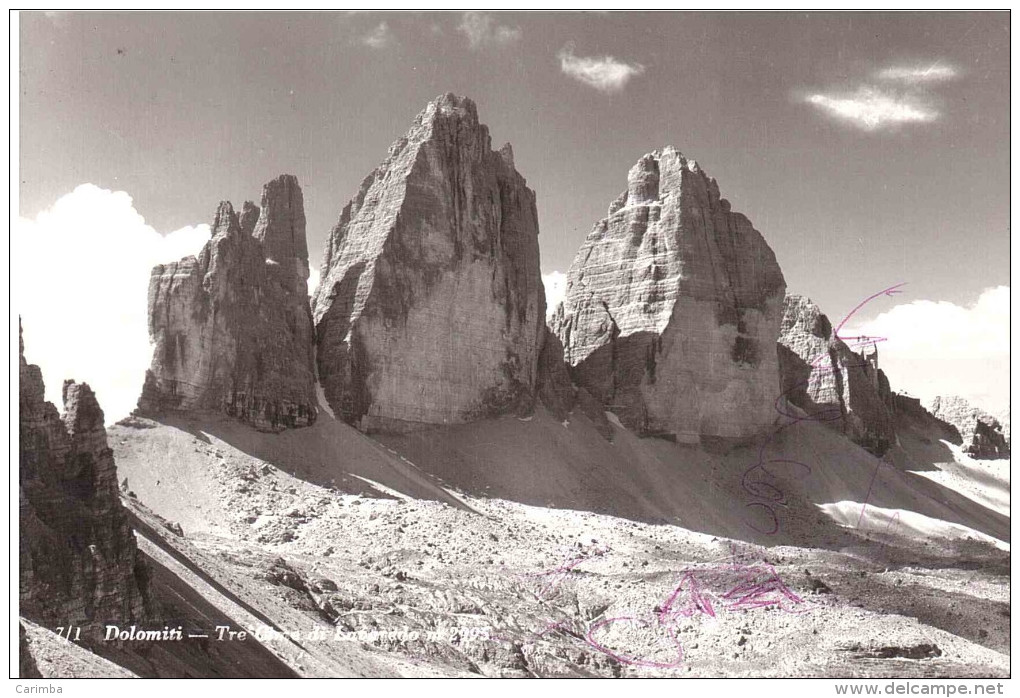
[777,294,896,456]
[312,94,545,432]
[20,322,148,625]
[138,175,317,432]
[554,148,787,443]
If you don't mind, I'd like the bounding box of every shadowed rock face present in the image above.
[997,408,1010,451]
[20,323,148,626]
[312,94,545,432]
[535,326,576,422]
[554,148,786,443]
[777,295,896,456]
[138,175,317,432]
[893,393,962,444]
[19,624,42,678]
[928,395,1009,459]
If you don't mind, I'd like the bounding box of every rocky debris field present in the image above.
[98,416,1009,678]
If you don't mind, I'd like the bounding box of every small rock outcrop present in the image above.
[312,94,545,432]
[554,148,786,443]
[20,322,148,625]
[778,294,896,456]
[928,395,1009,459]
[138,175,317,432]
[997,407,1010,450]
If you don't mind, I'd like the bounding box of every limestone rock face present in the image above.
[138,175,317,432]
[928,395,1009,459]
[20,323,148,626]
[535,326,576,422]
[239,200,260,237]
[554,148,786,443]
[892,393,962,444]
[312,94,544,432]
[778,294,896,456]
[253,175,309,291]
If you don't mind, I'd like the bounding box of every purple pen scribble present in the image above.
[861,506,903,543]
[658,571,717,620]
[839,284,905,530]
[833,283,906,341]
[584,559,807,668]
[882,511,904,542]
[741,283,907,536]
[537,619,569,637]
[521,545,611,601]
[541,553,809,669]
[658,559,807,623]
[719,563,806,613]
[585,616,685,669]
[856,460,886,528]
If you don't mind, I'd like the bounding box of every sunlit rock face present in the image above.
[20,322,149,625]
[778,294,896,456]
[312,94,545,432]
[138,175,317,432]
[928,395,1010,459]
[554,148,787,444]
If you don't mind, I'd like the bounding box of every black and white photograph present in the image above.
[10,9,1013,687]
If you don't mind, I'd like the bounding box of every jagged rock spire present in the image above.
[312,94,545,432]
[554,147,787,443]
[138,175,317,432]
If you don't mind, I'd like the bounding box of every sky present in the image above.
[16,11,1011,420]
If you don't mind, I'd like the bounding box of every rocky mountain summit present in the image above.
[312,94,545,432]
[928,395,1010,460]
[138,175,317,432]
[553,147,786,443]
[20,322,149,626]
[777,294,896,456]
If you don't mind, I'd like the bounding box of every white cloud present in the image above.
[803,60,959,132]
[15,185,210,424]
[845,286,1010,412]
[558,44,645,94]
[361,22,395,50]
[805,86,938,131]
[542,271,567,319]
[876,63,958,83]
[308,266,320,297]
[458,12,521,49]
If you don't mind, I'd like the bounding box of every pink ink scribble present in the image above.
[559,554,808,669]
[657,571,717,620]
[741,283,907,536]
[536,619,569,637]
[522,545,611,601]
[856,460,886,528]
[658,559,807,623]
[833,283,906,342]
[585,616,684,669]
[882,511,904,542]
